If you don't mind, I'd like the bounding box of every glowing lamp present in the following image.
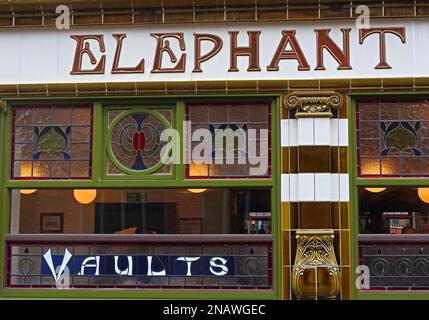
[73,189,97,204]
[19,163,37,194]
[20,189,37,195]
[187,189,207,194]
[418,188,429,204]
[365,188,386,193]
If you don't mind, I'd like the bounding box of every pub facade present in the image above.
[0,0,429,300]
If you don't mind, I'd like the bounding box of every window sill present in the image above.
[359,234,429,243]
[6,233,273,243]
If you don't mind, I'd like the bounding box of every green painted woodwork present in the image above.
[271,97,281,300]
[0,100,11,298]
[92,103,103,180]
[1,288,276,300]
[0,94,281,300]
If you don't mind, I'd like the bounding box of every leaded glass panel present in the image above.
[107,109,172,175]
[357,99,429,177]
[186,103,271,178]
[12,105,92,179]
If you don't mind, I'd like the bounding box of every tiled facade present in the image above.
[280,92,350,299]
[2,0,429,300]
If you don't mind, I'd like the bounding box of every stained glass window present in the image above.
[357,99,429,177]
[107,109,172,175]
[12,105,92,179]
[186,103,271,178]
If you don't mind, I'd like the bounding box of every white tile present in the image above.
[289,119,298,146]
[281,174,290,202]
[314,118,331,145]
[0,20,421,85]
[289,174,299,202]
[21,29,59,84]
[339,119,349,146]
[283,118,346,147]
[330,174,340,202]
[330,119,339,146]
[297,118,314,146]
[298,173,315,201]
[315,173,331,201]
[412,20,429,78]
[282,173,349,202]
[0,31,21,84]
[339,174,350,201]
[281,119,289,147]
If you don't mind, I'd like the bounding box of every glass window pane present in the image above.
[186,103,271,178]
[107,109,172,175]
[7,231,272,289]
[358,187,429,235]
[14,188,271,235]
[12,105,92,179]
[357,99,429,177]
[358,187,429,291]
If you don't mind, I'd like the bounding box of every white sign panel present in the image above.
[0,19,426,84]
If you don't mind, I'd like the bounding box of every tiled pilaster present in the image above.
[280,91,350,300]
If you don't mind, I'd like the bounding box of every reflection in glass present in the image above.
[359,186,429,290]
[359,187,429,234]
[14,188,271,235]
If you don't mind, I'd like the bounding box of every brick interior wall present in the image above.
[18,189,228,234]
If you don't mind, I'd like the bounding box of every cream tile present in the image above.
[338,119,349,147]
[298,173,315,201]
[281,119,289,147]
[297,118,314,146]
[330,119,339,146]
[289,119,298,146]
[281,173,290,202]
[330,173,340,202]
[315,173,331,201]
[314,118,331,145]
[339,174,350,201]
[289,174,299,202]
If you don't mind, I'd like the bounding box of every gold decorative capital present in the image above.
[284,91,343,118]
[292,229,340,300]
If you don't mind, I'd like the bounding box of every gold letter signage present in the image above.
[68,26,408,76]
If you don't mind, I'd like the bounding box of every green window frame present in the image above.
[349,93,429,300]
[0,95,281,299]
